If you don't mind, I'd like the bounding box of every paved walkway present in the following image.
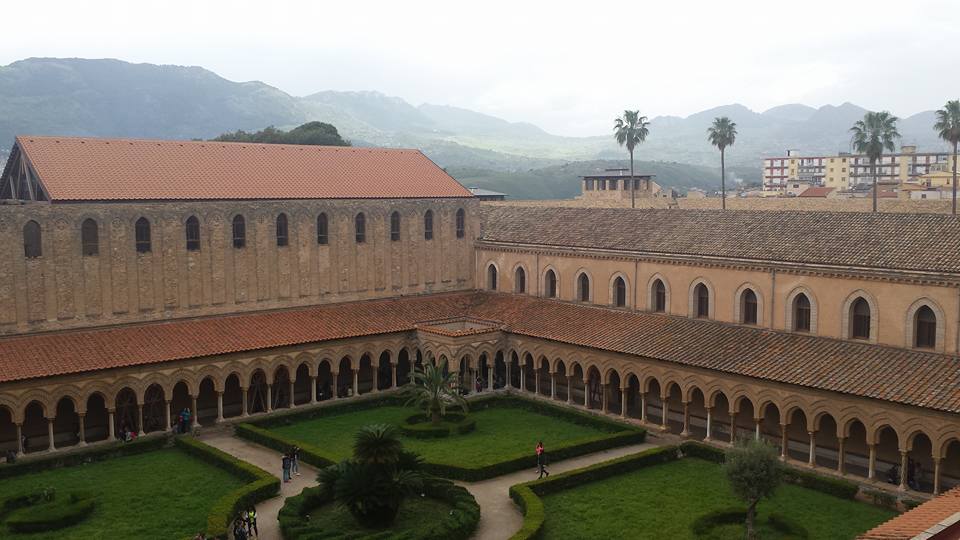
[462,440,660,540]
[198,431,319,540]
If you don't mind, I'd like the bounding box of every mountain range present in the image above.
[0,57,952,197]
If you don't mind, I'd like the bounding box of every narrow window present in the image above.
[185,216,201,251]
[614,277,626,307]
[794,294,811,332]
[515,267,526,294]
[390,211,401,241]
[232,215,246,249]
[915,306,937,348]
[851,297,871,339]
[742,289,758,324]
[317,213,328,245]
[135,217,151,253]
[695,283,709,318]
[276,213,289,247]
[23,220,41,258]
[81,218,99,256]
[578,273,590,302]
[487,265,498,290]
[545,270,557,298]
[355,213,366,243]
[424,210,433,240]
[455,209,465,239]
[653,280,666,312]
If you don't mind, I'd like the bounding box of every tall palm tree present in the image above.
[403,359,468,425]
[707,117,738,210]
[613,110,650,209]
[850,111,900,212]
[934,100,960,215]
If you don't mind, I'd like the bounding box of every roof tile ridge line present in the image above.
[475,239,960,279]
[17,134,426,152]
[0,289,478,342]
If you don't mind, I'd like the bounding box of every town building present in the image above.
[2,136,960,500]
[579,169,662,200]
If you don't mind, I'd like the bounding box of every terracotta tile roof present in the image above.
[2,292,960,415]
[797,187,835,197]
[859,486,960,539]
[480,206,960,274]
[13,136,473,201]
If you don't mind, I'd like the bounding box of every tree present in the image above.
[934,100,960,215]
[725,439,782,540]
[318,424,424,527]
[613,110,650,209]
[850,111,900,212]
[707,117,737,210]
[211,121,351,146]
[403,359,468,425]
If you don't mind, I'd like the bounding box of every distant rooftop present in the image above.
[468,187,507,197]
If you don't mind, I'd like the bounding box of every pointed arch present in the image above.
[733,283,763,325]
[905,298,945,352]
[647,273,670,313]
[688,278,714,319]
[842,290,878,343]
[785,286,818,334]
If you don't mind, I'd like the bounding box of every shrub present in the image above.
[863,488,898,509]
[400,413,477,439]
[781,467,858,500]
[680,440,726,463]
[234,423,334,469]
[508,485,545,540]
[5,492,96,533]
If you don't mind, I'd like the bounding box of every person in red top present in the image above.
[536,441,549,479]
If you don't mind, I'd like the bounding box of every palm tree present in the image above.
[613,110,650,209]
[403,359,468,425]
[934,100,960,215]
[707,117,737,210]
[850,111,900,212]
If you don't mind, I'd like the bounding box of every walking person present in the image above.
[233,512,247,540]
[282,452,292,483]
[291,446,301,476]
[536,440,549,479]
[247,507,258,537]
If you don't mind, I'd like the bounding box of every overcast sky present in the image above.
[3,0,958,136]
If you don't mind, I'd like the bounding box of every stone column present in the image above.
[47,418,56,451]
[640,393,647,423]
[190,396,199,427]
[266,386,273,413]
[290,379,298,404]
[310,377,318,403]
[352,369,359,397]
[78,414,86,446]
[583,381,589,408]
[705,407,713,440]
[550,373,556,400]
[506,362,511,389]
[566,376,574,404]
[837,437,846,474]
[680,402,690,437]
[137,405,145,436]
[15,423,23,455]
[601,384,608,413]
[534,368,540,395]
[393,364,399,389]
[934,457,942,495]
[216,393,224,422]
[754,419,761,441]
[487,365,494,391]
[780,424,788,460]
[620,388,627,418]
[729,413,737,444]
[807,431,816,467]
[660,396,669,430]
[899,451,908,491]
[520,368,526,392]
[241,389,249,417]
[331,372,339,400]
[108,411,116,440]
[164,401,172,431]
[867,444,876,479]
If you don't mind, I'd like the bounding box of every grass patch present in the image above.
[538,458,895,540]
[0,447,247,539]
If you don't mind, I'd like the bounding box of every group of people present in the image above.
[230,507,258,539]
[887,457,925,490]
[281,446,301,483]
[173,407,192,434]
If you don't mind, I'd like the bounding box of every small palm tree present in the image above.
[403,359,468,425]
[934,100,960,214]
[707,117,737,210]
[850,111,900,212]
[613,110,650,209]
[318,424,424,527]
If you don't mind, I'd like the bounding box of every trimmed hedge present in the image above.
[237,393,646,482]
[690,508,809,539]
[278,476,479,540]
[5,492,96,533]
[174,437,280,540]
[400,413,477,439]
[0,434,167,480]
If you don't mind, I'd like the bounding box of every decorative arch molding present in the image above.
[511,262,530,294]
[17,391,54,422]
[165,370,196,397]
[784,286,819,334]
[687,277,716,319]
[841,289,879,344]
[608,272,631,308]
[110,377,146,405]
[194,366,225,393]
[484,261,500,291]
[867,423,903,448]
[732,283,764,325]
[541,265,561,299]
[646,273,671,313]
[904,297,946,352]
[573,268,594,303]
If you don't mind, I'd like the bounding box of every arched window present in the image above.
[487,264,498,290]
[424,210,434,240]
[390,211,401,241]
[23,220,41,258]
[135,217,151,253]
[355,213,366,243]
[515,267,526,293]
[455,209,465,239]
[578,273,590,302]
[695,283,709,318]
[613,277,626,307]
[317,213,328,245]
[793,293,811,332]
[232,215,246,249]
[741,289,758,324]
[851,297,871,339]
[915,306,937,349]
[545,270,557,298]
[185,216,200,251]
[653,279,666,312]
[276,213,288,247]
[81,218,99,256]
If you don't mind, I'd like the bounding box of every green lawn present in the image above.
[540,458,896,540]
[309,496,452,536]
[0,448,247,539]
[269,405,609,467]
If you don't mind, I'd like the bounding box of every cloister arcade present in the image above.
[1,335,957,498]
